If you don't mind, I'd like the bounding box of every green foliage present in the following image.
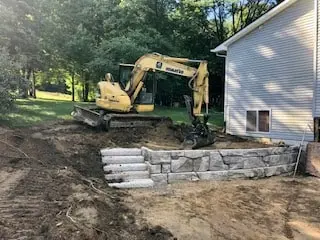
[89,29,174,78]
[0,48,26,113]
[227,0,280,35]
[0,0,46,70]
[36,69,69,93]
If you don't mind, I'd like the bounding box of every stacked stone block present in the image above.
[142,146,298,185]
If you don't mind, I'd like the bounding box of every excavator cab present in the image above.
[119,64,156,112]
[118,64,133,90]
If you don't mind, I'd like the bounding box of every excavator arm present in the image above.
[125,53,209,117]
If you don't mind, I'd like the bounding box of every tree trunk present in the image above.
[82,84,85,102]
[71,71,75,102]
[231,4,237,34]
[84,83,89,102]
[19,69,26,98]
[84,81,89,102]
[22,68,32,99]
[32,70,36,99]
[82,72,90,102]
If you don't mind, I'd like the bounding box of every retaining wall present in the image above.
[142,146,299,185]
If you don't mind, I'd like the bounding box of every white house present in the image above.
[212,0,320,144]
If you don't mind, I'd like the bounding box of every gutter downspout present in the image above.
[215,52,228,132]
[313,0,318,140]
[215,53,227,58]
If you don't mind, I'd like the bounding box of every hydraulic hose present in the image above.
[188,73,198,91]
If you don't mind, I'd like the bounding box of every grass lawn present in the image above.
[0,99,90,127]
[0,91,224,128]
[147,107,224,128]
[36,90,79,101]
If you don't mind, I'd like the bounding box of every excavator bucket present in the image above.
[72,105,104,127]
[183,95,215,149]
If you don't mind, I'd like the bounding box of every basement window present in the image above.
[246,110,270,133]
[246,111,257,132]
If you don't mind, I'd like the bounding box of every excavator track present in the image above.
[72,105,172,130]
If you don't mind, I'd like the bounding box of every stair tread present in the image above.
[102,156,144,164]
[106,170,149,175]
[104,163,147,173]
[105,171,149,181]
[108,179,154,189]
[101,148,142,156]
[106,163,147,167]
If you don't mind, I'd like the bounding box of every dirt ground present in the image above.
[0,121,319,240]
[126,178,320,240]
[0,121,174,240]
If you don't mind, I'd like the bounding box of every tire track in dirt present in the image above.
[0,168,30,239]
[283,187,299,239]
[0,168,60,239]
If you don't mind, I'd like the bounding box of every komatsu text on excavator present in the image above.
[72,53,215,149]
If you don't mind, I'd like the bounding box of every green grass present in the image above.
[0,91,224,128]
[148,107,224,128]
[0,99,90,127]
[37,90,74,101]
[0,91,88,127]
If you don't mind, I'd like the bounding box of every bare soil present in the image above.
[126,178,320,240]
[0,121,175,240]
[0,120,318,240]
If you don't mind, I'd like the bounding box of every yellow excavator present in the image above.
[72,53,215,148]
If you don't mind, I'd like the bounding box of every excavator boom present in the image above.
[124,53,209,116]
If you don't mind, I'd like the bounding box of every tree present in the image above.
[0,48,26,112]
[0,0,48,98]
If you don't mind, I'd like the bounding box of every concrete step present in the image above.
[105,171,150,181]
[108,179,154,189]
[104,163,147,173]
[101,148,142,156]
[102,155,145,165]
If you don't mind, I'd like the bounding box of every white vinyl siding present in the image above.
[315,0,320,117]
[225,0,315,142]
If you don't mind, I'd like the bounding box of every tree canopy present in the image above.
[0,0,283,109]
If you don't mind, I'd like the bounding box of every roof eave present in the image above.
[210,46,227,53]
